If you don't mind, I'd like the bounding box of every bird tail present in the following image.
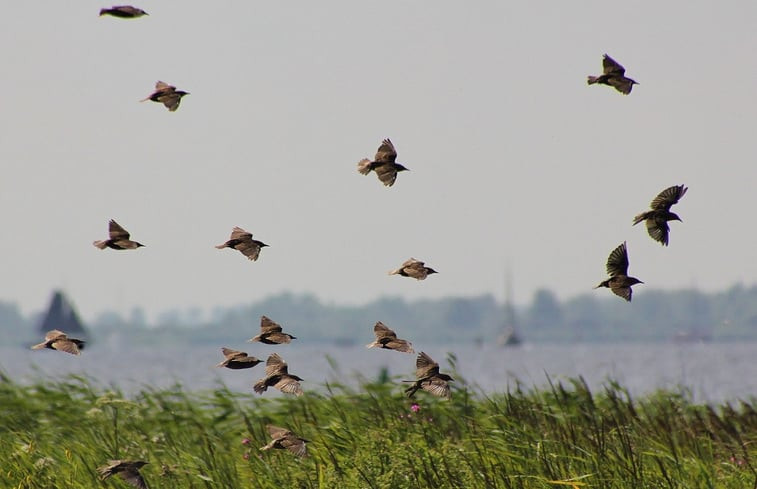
[357,159,372,175]
[632,212,650,226]
[253,380,267,394]
[215,361,227,368]
[99,9,108,16]
[365,341,379,349]
[587,75,598,85]
[30,341,47,350]
[247,335,261,343]
[260,441,275,452]
[214,243,228,249]
[388,268,401,276]
[93,240,108,249]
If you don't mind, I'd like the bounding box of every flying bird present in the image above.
[389,258,438,280]
[93,219,144,250]
[366,321,415,353]
[357,138,409,187]
[633,184,688,246]
[141,81,189,112]
[260,425,308,457]
[99,6,148,18]
[31,330,85,355]
[215,347,262,369]
[97,460,148,489]
[253,353,303,396]
[594,242,643,302]
[215,227,268,261]
[403,352,453,399]
[587,54,638,95]
[248,316,296,344]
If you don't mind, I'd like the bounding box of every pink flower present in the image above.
[241,438,251,446]
[410,404,420,413]
[242,452,250,460]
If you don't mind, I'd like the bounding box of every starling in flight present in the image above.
[215,347,262,369]
[632,184,688,246]
[587,54,638,95]
[260,425,308,458]
[31,330,85,355]
[594,241,643,302]
[357,138,409,187]
[93,219,144,250]
[253,353,303,396]
[389,258,438,280]
[366,321,415,353]
[99,6,148,18]
[403,352,453,400]
[97,460,149,489]
[141,81,189,112]
[248,316,296,344]
[215,227,268,261]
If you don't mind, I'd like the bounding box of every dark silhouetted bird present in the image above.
[357,138,409,187]
[366,321,415,353]
[587,54,638,95]
[594,242,643,302]
[248,316,296,344]
[93,219,144,250]
[99,6,148,18]
[253,353,303,396]
[97,460,149,489]
[215,347,262,369]
[260,425,308,457]
[633,184,688,246]
[31,330,85,355]
[403,352,453,399]
[389,258,438,280]
[215,227,268,261]
[141,81,189,112]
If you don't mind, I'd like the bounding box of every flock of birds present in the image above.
[23,5,690,488]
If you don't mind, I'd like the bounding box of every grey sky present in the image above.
[1,2,756,321]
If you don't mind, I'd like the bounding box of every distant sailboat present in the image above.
[497,271,522,347]
[36,290,90,344]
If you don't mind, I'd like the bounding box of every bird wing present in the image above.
[221,347,245,359]
[602,54,626,76]
[265,332,293,344]
[155,80,175,92]
[646,219,670,246]
[649,185,687,210]
[606,77,635,95]
[421,377,451,399]
[120,468,148,489]
[52,339,82,355]
[44,330,66,341]
[275,376,303,396]
[260,316,283,334]
[228,226,252,241]
[374,139,398,163]
[282,436,308,457]
[108,220,130,240]
[266,424,292,439]
[415,352,440,378]
[385,338,415,353]
[373,321,396,339]
[372,164,399,186]
[606,242,630,277]
[610,283,633,302]
[234,240,262,260]
[401,258,423,268]
[265,353,288,376]
[160,93,183,112]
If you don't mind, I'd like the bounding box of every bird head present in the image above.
[426,268,438,275]
[629,278,644,285]
[396,164,410,172]
[260,242,270,248]
[670,212,682,222]
[136,242,145,248]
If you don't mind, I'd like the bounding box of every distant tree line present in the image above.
[2,284,757,346]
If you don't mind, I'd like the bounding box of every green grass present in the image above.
[1,367,756,489]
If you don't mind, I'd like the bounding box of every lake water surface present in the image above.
[2,342,754,403]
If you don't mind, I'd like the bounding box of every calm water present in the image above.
[2,342,754,403]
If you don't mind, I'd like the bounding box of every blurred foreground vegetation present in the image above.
[1,368,756,489]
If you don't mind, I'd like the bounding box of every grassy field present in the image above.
[1,362,756,489]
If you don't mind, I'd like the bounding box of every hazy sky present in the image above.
[2,2,756,321]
